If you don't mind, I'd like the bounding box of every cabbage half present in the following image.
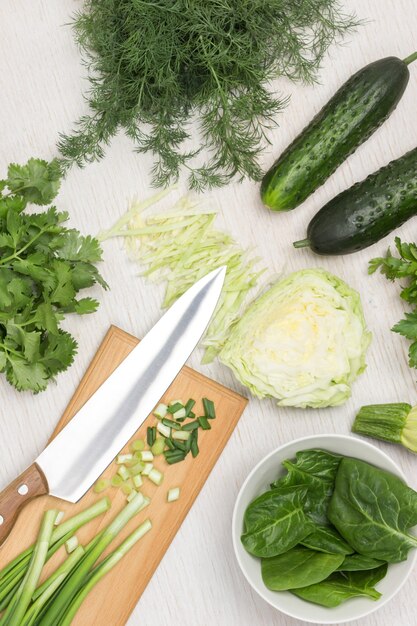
[219,269,371,408]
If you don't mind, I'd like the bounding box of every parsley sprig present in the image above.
[369,237,417,369]
[0,158,107,392]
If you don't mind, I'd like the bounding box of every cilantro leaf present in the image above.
[7,158,61,205]
[0,157,106,392]
[392,312,417,340]
[5,356,49,393]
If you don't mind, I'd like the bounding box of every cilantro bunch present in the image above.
[369,237,417,369]
[0,158,107,392]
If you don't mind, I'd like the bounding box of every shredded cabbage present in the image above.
[219,268,371,408]
[99,191,265,362]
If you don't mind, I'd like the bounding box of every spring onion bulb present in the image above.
[167,488,180,503]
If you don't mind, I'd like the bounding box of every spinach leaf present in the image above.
[301,524,354,555]
[261,547,344,591]
[328,457,417,562]
[272,449,342,524]
[337,554,385,571]
[291,564,388,607]
[242,486,312,557]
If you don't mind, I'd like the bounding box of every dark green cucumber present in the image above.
[293,147,417,255]
[261,53,417,212]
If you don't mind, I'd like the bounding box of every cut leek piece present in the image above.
[141,463,153,476]
[93,478,110,494]
[157,422,171,438]
[133,474,143,489]
[131,439,145,452]
[353,403,417,453]
[116,453,133,464]
[151,437,165,456]
[172,430,191,441]
[140,450,154,462]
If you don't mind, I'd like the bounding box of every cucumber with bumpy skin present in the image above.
[261,53,417,212]
[293,147,417,255]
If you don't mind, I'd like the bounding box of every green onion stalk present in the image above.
[352,403,417,453]
[0,509,57,626]
[59,519,152,626]
[37,492,147,625]
[0,498,110,613]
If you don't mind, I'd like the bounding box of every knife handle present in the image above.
[0,464,48,546]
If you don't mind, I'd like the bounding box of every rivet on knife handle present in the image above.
[0,464,48,545]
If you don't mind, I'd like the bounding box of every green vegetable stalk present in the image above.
[353,403,417,453]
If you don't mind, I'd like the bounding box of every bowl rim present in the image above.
[232,433,416,624]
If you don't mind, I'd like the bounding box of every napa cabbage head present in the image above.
[219,269,371,408]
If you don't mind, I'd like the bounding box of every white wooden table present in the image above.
[1,1,417,625]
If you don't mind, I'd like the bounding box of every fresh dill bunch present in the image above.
[59,0,358,190]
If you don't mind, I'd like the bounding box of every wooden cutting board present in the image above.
[0,325,247,625]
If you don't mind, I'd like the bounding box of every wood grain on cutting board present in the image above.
[0,326,247,625]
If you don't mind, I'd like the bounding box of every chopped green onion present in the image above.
[51,498,111,544]
[162,417,181,430]
[93,478,110,494]
[188,411,195,419]
[117,465,130,481]
[203,398,216,419]
[191,430,199,458]
[65,536,79,554]
[169,399,183,408]
[141,463,153,476]
[164,450,186,464]
[129,461,145,476]
[164,437,175,450]
[173,408,186,420]
[126,490,138,502]
[154,403,168,418]
[167,488,180,503]
[184,399,196,415]
[133,474,143,489]
[111,475,123,487]
[151,437,166,456]
[172,440,187,452]
[148,468,164,486]
[140,450,154,462]
[181,420,200,431]
[131,439,145,452]
[172,430,191,441]
[147,426,156,447]
[198,416,211,430]
[54,512,65,526]
[121,480,134,496]
[157,422,171,438]
[116,453,133,464]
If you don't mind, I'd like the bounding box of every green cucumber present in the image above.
[293,147,417,255]
[261,53,417,212]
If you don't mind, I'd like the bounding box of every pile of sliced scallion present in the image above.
[99,191,265,362]
[0,496,151,625]
[94,397,216,500]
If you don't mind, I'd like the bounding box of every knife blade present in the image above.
[0,266,226,544]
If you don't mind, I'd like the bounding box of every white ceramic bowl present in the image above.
[232,434,416,624]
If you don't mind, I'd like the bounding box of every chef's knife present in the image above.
[0,267,226,545]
